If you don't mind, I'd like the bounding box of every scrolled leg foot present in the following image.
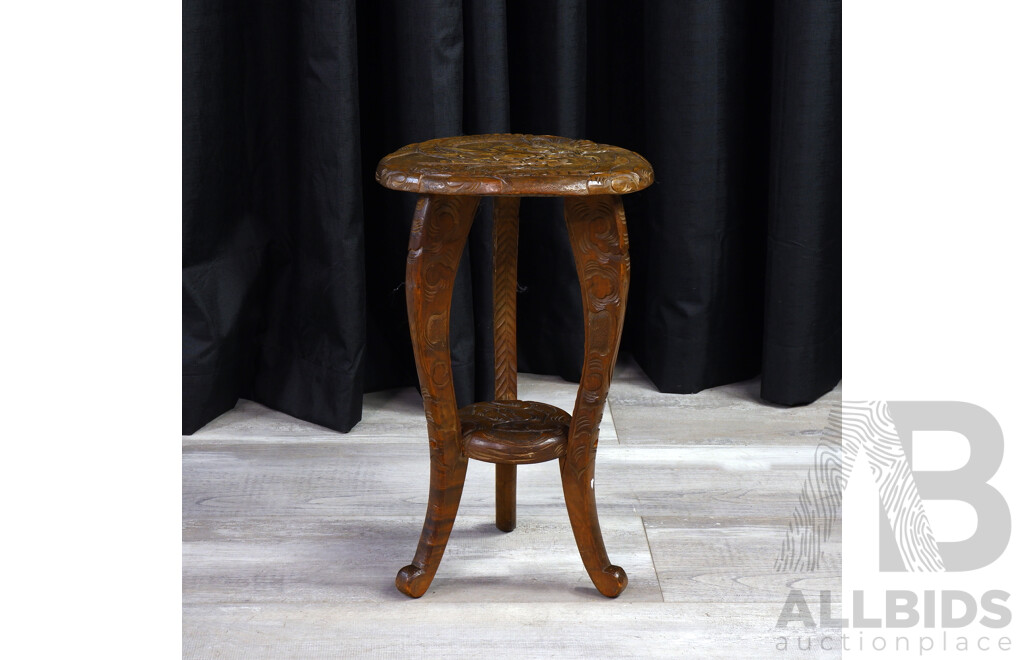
[599,565,629,597]
[395,564,430,598]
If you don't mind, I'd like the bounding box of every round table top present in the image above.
[376,134,653,196]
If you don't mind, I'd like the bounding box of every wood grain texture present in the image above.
[182,371,843,658]
[492,195,520,531]
[376,134,654,196]
[183,514,663,605]
[398,194,479,597]
[560,195,631,597]
[182,441,828,522]
[184,602,832,660]
[609,358,842,446]
[642,517,841,604]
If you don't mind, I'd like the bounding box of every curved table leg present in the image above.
[396,194,480,598]
[493,196,521,532]
[561,195,630,598]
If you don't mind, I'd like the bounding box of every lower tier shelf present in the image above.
[457,399,571,464]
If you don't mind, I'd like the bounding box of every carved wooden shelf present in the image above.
[459,400,571,465]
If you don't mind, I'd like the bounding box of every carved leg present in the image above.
[561,195,630,598]
[492,196,521,532]
[397,194,480,598]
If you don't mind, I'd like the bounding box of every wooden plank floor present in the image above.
[184,358,842,658]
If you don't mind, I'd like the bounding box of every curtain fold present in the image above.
[183,0,842,434]
[628,0,773,394]
[761,0,842,404]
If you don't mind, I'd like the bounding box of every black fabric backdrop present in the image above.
[183,0,841,435]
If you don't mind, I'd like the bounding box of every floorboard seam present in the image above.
[639,515,666,602]
[604,400,621,445]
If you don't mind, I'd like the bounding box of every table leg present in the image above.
[493,196,521,532]
[561,195,630,598]
[396,194,480,598]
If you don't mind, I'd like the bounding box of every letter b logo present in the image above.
[882,402,1010,571]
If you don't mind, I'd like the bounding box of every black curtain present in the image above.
[183,0,841,435]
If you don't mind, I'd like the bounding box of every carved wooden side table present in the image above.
[376,134,653,598]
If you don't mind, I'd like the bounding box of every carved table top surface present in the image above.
[376,134,653,196]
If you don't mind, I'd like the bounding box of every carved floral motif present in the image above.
[377,134,653,196]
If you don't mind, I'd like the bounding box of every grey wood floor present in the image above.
[184,358,842,659]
